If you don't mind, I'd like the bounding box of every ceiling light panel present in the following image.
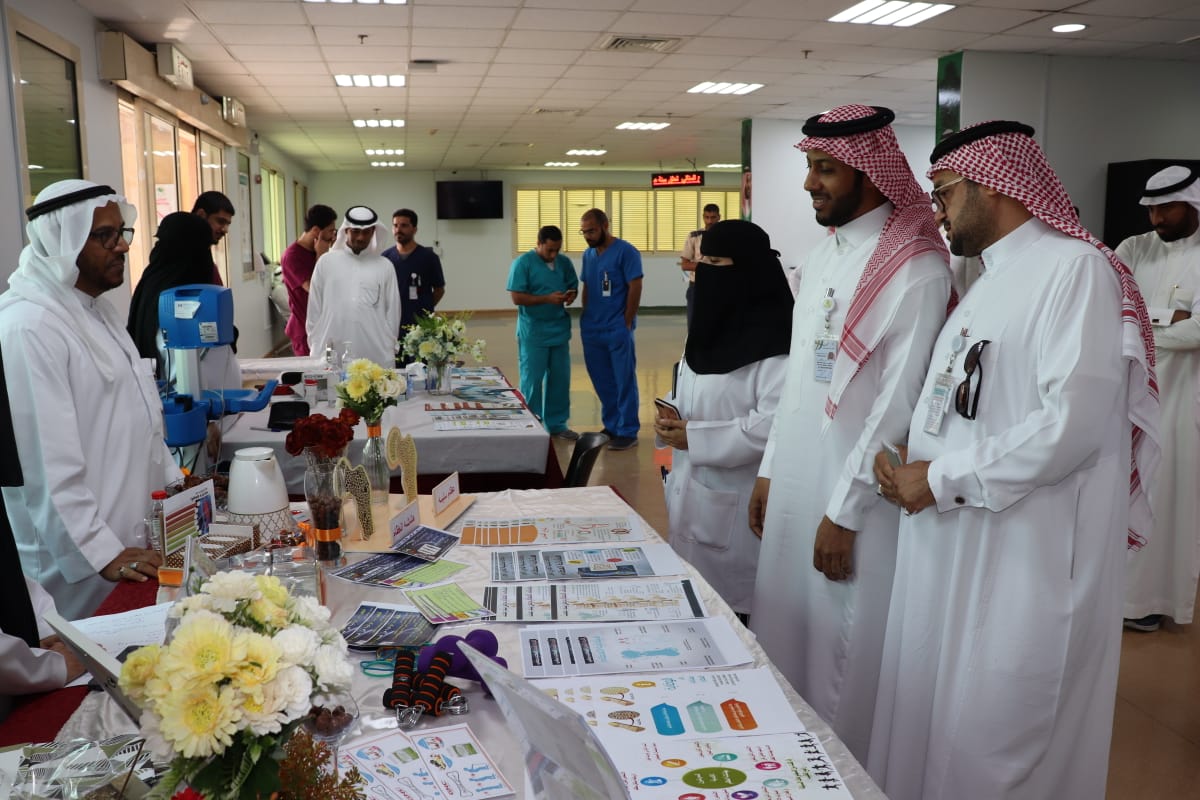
[616,122,670,130]
[688,81,764,95]
[566,149,607,156]
[544,162,579,167]
[353,119,405,128]
[370,161,405,167]
[828,1,954,27]
[335,74,406,88]
[365,148,405,155]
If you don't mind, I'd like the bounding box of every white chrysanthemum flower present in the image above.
[138,710,175,760]
[273,664,315,721]
[312,644,354,691]
[377,377,403,399]
[273,625,321,666]
[169,594,216,618]
[202,571,261,603]
[239,682,291,736]
[291,595,331,628]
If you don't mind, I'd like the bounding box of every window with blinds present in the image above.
[514,187,740,254]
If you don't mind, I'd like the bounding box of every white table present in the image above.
[58,487,884,798]
[218,385,550,494]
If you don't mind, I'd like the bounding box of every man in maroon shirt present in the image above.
[280,204,337,355]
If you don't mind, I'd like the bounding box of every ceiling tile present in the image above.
[190,1,307,25]
[510,8,622,31]
[412,5,518,27]
[209,24,316,46]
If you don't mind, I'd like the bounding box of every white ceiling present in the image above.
[76,0,1200,173]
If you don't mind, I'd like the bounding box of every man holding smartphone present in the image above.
[506,225,580,440]
[748,104,952,764]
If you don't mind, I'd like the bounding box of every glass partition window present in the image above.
[514,187,740,254]
[14,32,82,203]
[147,114,179,225]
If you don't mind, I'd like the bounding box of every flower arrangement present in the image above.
[335,359,404,424]
[119,571,355,800]
[284,409,360,460]
[401,312,486,366]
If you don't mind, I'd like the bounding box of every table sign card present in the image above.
[390,498,420,546]
[433,472,461,516]
[157,479,217,587]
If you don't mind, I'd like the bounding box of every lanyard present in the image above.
[944,327,968,373]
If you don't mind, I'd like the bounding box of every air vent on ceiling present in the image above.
[599,35,682,54]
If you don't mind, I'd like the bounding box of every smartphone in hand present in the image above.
[883,441,903,468]
[654,398,681,422]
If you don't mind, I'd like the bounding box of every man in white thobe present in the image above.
[1120,165,1200,632]
[871,121,1160,800]
[748,104,952,764]
[306,206,401,367]
[0,180,179,618]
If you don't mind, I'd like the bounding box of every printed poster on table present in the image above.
[519,618,754,678]
[533,668,804,750]
[340,722,514,799]
[490,543,686,582]
[482,580,706,622]
[340,601,437,650]
[460,515,645,546]
[605,731,852,799]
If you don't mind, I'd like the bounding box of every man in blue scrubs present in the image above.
[579,208,643,450]
[507,225,580,440]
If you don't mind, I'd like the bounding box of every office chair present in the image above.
[563,432,609,487]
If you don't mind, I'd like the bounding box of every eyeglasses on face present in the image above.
[87,226,135,249]
[931,176,967,213]
[955,339,990,420]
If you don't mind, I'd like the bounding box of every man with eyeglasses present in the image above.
[1118,165,1200,635]
[870,122,1159,800]
[748,104,953,765]
[0,179,181,618]
[281,204,338,356]
[578,208,643,451]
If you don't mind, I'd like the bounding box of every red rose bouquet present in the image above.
[284,409,360,459]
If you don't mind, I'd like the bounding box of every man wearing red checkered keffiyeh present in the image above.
[869,121,1161,800]
[749,104,954,765]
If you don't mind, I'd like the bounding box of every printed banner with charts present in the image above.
[482,580,706,622]
[490,543,686,582]
[603,731,852,799]
[460,515,646,546]
[341,722,514,799]
[533,668,804,748]
[519,618,754,678]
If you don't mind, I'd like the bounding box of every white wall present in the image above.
[750,118,936,272]
[960,51,1200,233]
[308,168,739,312]
[0,0,124,291]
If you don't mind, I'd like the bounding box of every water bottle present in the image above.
[324,339,338,372]
[148,489,168,554]
[339,341,354,382]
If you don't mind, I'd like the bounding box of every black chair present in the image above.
[563,432,609,487]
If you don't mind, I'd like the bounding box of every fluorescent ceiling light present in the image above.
[707,163,741,169]
[335,74,405,88]
[365,148,404,155]
[688,81,764,95]
[1052,23,1087,33]
[566,149,607,156]
[544,162,579,167]
[27,164,43,169]
[353,118,405,128]
[370,161,405,167]
[829,1,953,26]
[616,121,670,131]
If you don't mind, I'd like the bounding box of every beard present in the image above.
[813,172,865,228]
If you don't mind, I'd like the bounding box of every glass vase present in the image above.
[426,360,452,395]
[303,448,344,561]
[360,419,390,510]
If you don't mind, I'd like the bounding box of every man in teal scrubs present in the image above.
[507,225,580,439]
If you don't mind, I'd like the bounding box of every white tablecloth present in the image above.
[57,487,884,798]
[218,393,550,493]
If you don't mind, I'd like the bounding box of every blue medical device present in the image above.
[158,284,274,447]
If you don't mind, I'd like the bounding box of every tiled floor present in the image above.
[471,308,1200,798]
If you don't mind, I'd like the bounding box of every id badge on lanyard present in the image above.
[409,273,420,301]
[814,288,837,383]
[602,271,612,298]
[923,328,967,436]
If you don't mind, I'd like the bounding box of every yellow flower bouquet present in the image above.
[119,571,354,799]
[335,358,404,424]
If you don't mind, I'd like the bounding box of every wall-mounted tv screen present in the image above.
[436,180,504,219]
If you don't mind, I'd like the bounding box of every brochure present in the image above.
[460,515,645,546]
[339,601,437,650]
[490,543,686,582]
[482,580,706,622]
[341,723,514,799]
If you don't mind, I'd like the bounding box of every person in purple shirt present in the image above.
[280,204,338,355]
